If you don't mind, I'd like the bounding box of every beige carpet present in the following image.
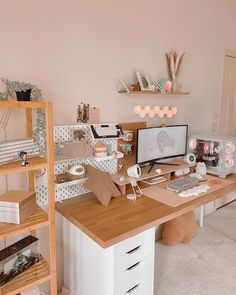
[155,201,236,295]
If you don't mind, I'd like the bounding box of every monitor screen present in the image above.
[136,125,188,164]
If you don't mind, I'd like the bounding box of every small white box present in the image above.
[0,191,36,224]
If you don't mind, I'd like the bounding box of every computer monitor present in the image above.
[136,125,188,172]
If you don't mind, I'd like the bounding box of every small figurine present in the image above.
[77,103,90,123]
[74,129,86,141]
[19,151,29,167]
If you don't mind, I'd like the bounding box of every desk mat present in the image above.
[142,175,234,207]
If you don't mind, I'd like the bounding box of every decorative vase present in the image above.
[16,89,31,101]
[172,80,182,93]
[172,80,178,93]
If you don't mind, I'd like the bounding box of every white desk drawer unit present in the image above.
[115,256,154,295]
[114,229,155,295]
[114,239,154,274]
[114,228,154,258]
[63,219,155,295]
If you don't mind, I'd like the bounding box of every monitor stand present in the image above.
[147,161,180,174]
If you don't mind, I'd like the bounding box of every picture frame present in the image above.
[117,79,130,93]
[136,72,154,91]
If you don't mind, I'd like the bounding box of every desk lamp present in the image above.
[127,164,142,201]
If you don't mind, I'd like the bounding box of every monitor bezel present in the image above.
[136,124,188,165]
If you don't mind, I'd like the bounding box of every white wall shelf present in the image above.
[55,177,88,189]
[118,90,190,96]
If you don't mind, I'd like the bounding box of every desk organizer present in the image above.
[35,124,118,205]
[54,140,93,163]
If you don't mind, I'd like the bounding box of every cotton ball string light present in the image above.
[144,105,151,114]
[158,110,165,118]
[149,110,156,118]
[133,105,178,119]
[153,105,160,114]
[162,106,169,115]
[170,106,178,115]
[167,111,173,118]
[133,105,142,114]
[139,109,146,118]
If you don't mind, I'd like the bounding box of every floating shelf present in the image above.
[0,257,50,295]
[0,156,47,175]
[0,101,47,109]
[55,156,93,164]
[94,155,118,162]
[55,154,123,164]
[55,177,88,189]
[0,205,49,241]
[118,90,190,96]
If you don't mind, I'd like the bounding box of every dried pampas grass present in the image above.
[165,51,185,81]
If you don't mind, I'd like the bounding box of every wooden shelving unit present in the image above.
[55,155,119,164]
[118,90,190,95]
[0,101,57,294]
[0,101,47,109]
[0,205,49,240]
[0,156,47,175]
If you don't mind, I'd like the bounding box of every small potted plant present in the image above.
[0,78,46,156]
[0,79,40,101]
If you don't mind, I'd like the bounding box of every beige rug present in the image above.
[155,201,236,295]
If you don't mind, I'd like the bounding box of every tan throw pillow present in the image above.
[84,165,121,207]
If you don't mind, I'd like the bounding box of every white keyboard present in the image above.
[178,184,210,198]
[142,176,167,185]
[166,177,199,193]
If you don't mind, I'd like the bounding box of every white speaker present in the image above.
[184,153,196,165]
[127,164,141,178]
[196,162,207,176]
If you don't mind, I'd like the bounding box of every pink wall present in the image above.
[1,1,236,291]
[1,0,236,133]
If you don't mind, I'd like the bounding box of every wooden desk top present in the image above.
[56,174,236,249]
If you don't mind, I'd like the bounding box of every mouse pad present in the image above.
[142,175,234,207]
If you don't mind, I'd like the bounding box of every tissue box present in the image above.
[0,191,36,224]
[0,235,40,286]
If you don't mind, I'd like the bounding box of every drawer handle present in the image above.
[126,245,141,254]
[126,261,141,271]
[126,284,140,294]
